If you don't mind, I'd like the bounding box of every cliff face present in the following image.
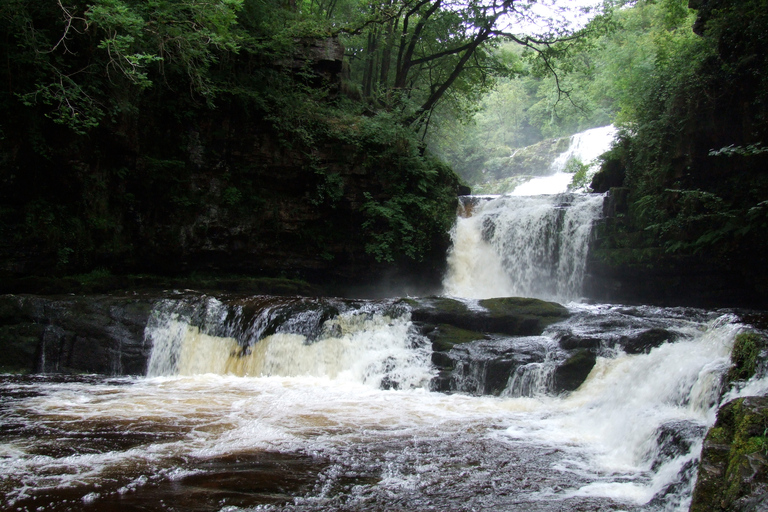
[0,37,461,294]
[582,0,768,308]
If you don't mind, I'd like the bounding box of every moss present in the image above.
[706,426,730,444]
[553,349,597,392]
[692,397,768,511]
[478,297,569,322]
[429,324,486,352]
[727,332,763,383]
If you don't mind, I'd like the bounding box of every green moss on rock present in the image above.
[727,332,764,383]
[691,396,768,511]
[428,324,486,353]
[553,349,597,393]
[405,296,569,337]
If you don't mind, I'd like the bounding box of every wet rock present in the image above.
[727,332,766,384]
[425,323,487,353]
[647,458,699,510]
[433,336,554,396]
[413,298,569,396]
[406,296,569,337]
[690,396,768,512]
[652,420,707,471]
[590,159,625,193]
[552,349,596,393]
[619,328,678,354]
[556,332,601,351]
[486,136,571,180]
[0,294,156,375]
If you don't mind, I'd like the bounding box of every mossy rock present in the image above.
[691,396,768,511]
[727,332,765,383]
[426,324,487,353]
[553,349,597,393]
[405,296,569,337]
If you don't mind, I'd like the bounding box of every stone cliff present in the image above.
[0,37,462,295]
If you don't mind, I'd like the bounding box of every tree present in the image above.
[303,0,606,133]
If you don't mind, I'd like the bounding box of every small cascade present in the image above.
[511,125,617,196]
[145,295,434,390]
[550,125,619,174]
[443,192,604,302]
[503,360,557,397]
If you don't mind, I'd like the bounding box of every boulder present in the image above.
[619,328,678,354]
[552,349,596,393]
[690,396,768,512]
[405,296,569,338]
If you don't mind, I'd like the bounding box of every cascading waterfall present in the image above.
[0,292,753,512]
[443,125,618,302]
[144,295,435,390]
[0,129,759,512]
[443,192,605,302]
[511,124,617,196]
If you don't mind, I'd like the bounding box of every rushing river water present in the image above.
[0,303,751,511]
[1,127,765,511]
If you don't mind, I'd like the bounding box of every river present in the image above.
[1,127,764,511]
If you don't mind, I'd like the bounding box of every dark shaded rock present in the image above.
[406,296,569,338]
[410,297,568,396]
[433,336,555,396]
[425,323,487,353]
[557,332,601,351]
[552,349,596,393]
[690,396,768,512]
[0,294,156,375]
[590,158,625,193]
[653,420,708,471]
[619,328,678,354]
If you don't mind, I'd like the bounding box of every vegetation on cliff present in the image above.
[0,0,604,288]
[586,0,768,306]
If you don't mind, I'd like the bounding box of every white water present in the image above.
[145,304,434,390]
[0,120,751,511]
[0,303,742,511]
[443,193,604,302]
[511,125,618,196]
[443,125,616,302]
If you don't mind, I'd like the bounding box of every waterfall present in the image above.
[144,296,435,390]
[443,193,604,302]
[511,125,617,196]
[2,293,746,512]
[443,125,616,302]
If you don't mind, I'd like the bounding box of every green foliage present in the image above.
[222,187,242,206]
[356,113,459,262]
[565,158,590,191]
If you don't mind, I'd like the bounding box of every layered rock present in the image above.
[0,294,156,375]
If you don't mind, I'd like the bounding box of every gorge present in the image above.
[2,126,767,511]
[2,0,768,510]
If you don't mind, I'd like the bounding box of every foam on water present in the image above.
[0,301,746,511]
